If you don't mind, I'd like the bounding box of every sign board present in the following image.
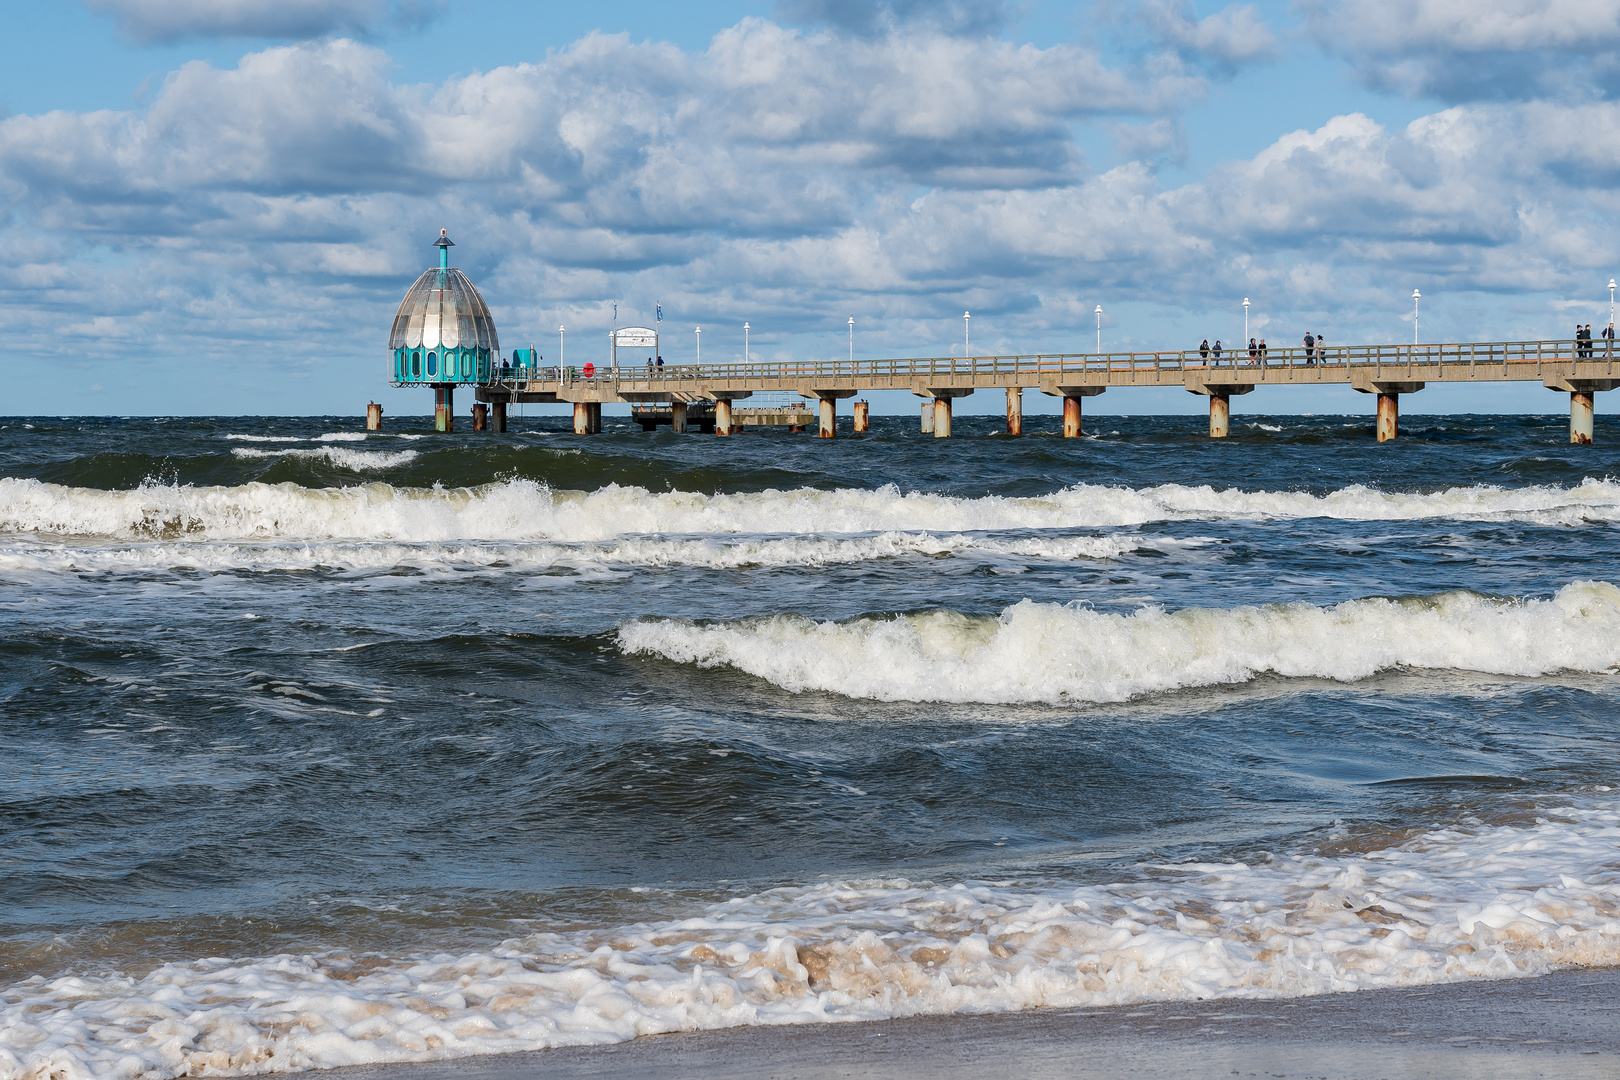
[614,327,658,348]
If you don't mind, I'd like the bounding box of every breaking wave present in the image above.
[5,794,1619,1079]
[617,582,1620,703]
[229,447,419,471]
[4,477,1620,543]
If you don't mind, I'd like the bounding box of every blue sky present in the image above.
[1,0,1618,417]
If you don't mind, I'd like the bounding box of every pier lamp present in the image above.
[964,311,970,356]
[744,322,750,364]
[849,315,855,364]
[1096,305,1103,354]
[1610,278,1615,327]
[1413,289,1421,344]
[558,326,564,370]
[1243,297,1250,343]
[695,326,700,364]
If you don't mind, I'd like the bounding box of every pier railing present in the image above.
[487,337,1614,392]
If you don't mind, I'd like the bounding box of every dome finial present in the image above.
[433,228,454,269]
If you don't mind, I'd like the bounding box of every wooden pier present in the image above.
[475,339,1619,443]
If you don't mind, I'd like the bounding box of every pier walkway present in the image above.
[474,338,1619,443]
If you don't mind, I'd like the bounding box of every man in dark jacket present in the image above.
[1303,332,1315,365]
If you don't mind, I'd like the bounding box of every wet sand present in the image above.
[344,967,1620,1080]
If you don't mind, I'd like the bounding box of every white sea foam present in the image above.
[0,532,1186,578]
[617,582,1620,704]
[3,477,1620,544]
[4,795,1619,1080]
[229,448,418,471]
[225,435,305,443]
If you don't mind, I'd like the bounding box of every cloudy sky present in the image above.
[2,0,1618,416]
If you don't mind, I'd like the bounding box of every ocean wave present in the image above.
[5,794,1619,1079]
[3,477,1620,543]
[0,532,1190,577]
[617,582,1620,703]
[228,447,418,471]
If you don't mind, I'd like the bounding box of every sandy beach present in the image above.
[335,967,1620,1080]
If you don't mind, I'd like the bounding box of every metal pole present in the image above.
[1243,298,1250,345]
[1095,306,1102,354]
[849,315,854,365]
[1610,278,1615,329]
[744,322,750,365]
[963,311,970,357]
[559,326,565,373]
[1413,289,1421,345]
[695,326,700,364]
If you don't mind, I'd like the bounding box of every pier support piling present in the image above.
[491,402,506,433]
[472,403,488,431]
[921,401,934,433]
[1209,393,1230,438]
[573,402,589,435]
[434,386,454,432]
[1006,388,1022,436]
[366,402,383,431]
[671,401,688,433]
[1351,378,1424,443]
[933,397,952,438]
[1376,393,1399,442]
[853,400,870,433]
[1062,395,1082,438]
[588,403,602,434]
[715,398,734,436]
[1571,391,1595,444]
[819,397,836,438]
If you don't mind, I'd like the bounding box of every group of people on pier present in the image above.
[1198,332,1333,365]
[1575,323,1615,358]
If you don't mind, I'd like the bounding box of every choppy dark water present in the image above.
[2,412,1619,1077]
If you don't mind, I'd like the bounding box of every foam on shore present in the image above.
[4,794,1619,1080]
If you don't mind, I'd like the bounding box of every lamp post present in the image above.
[695,326,700,364]
[848,315,854,364]
[1095,305,1103,354]
[1243,297,1250,344]
[744,322,750,364]
[558,326,564,371]
[1610,278,1616,328]
[1413,289,1421,345]
[963,311,970,357]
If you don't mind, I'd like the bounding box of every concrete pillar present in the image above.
[587,402,603,434]
[933,396,952,438]
[1062,395,1082,438]
[715,398,734,436]
[921,401,934,433]
[365,402,383,431]
[853,400,870,432]
[573,402,590,435]
[1376,393,1399,442]
[1572,391,1595,445]
[819,397,835,438]
[1005,388,1022,435]
[492,402,507,433]
[671,401,688,433]
[435,387,454,432]
[472,403,488,431]
[1209,393,1230,438]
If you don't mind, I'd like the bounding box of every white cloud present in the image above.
[1304,0,1620,99]
[1135,0,1277,69]
[2,14,1619,381]
[84,0,445,43]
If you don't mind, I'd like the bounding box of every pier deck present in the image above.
[474,339,1620,442]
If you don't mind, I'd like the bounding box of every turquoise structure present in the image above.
[388,230,500,431]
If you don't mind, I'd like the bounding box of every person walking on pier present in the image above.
[1605,323,1615,354]
[1248,338,1258,363]
[1200,339,1210,362]
[1316,334,1326,363]
[1586,324,1596,358]
[1258,338,1268,363]
[1303,331,1316,365]
[1576,324,1589,358]
[1213,340,1223,363]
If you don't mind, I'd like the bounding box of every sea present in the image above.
[2,410,1619,1079]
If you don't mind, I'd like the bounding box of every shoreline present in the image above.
[341,966,1620,1080]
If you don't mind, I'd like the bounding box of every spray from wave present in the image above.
[4,477,1620,543]
[4,794,1619,1079]
[617,582,1620,704]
